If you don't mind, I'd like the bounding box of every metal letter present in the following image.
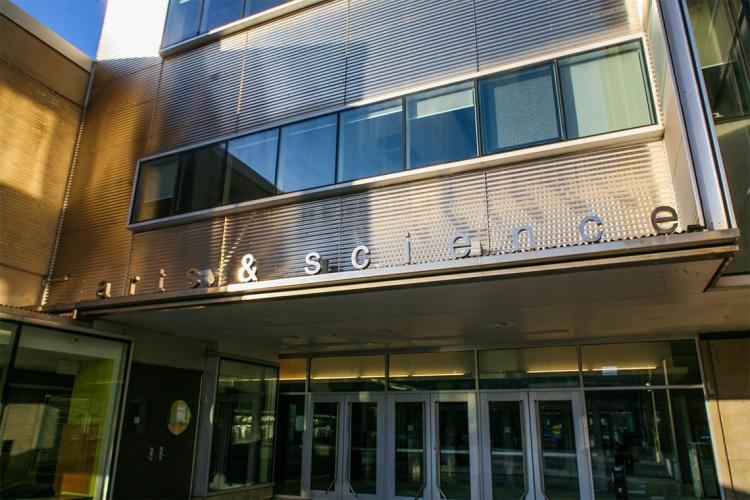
[579,215,604,243]
[511,225,536,251]
[238,254,258,283]
[304,252,322,275]
[96,280,111,299]
[351,245,370,270]
[449,232,471,258]
[158,268,166,292]
[651,206,679,235]
[128,276,140,296]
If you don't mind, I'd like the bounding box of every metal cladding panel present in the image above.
[128,220,225,294]
[0,63,81,276]
[148,30,246,153]
[485,143,679,254]
[222,199,342,284]
[87,63,161,120]
[475,0,640,69]
[345,0,477,103]
[339,173,488,271]
[46,226,132,304]
[236,0,347,131]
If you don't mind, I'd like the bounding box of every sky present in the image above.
[11,0,108,59]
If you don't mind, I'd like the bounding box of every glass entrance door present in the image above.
[302,393,385,499]
[387,392,480,499]
[480,391,592,499]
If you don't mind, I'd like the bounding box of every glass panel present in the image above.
[559,41,655,138]
[479,64,562,154]
[163,0,203,46]
[208,360,279,490]
[487,401,526,499]
[0,321,17,387]
[310,402,339,491]
[277,115,337,193]
[537,400,580,499]
[437,402,471,500]
[0,326,127,499]
[224,129,278,204]
[394,402,425,498]
[478,346,579,389]
[406,82,477,169]
[273,394,305,496]
[338,99,404,182]
[586,390,682,499]
[348,402,378,495]
[582,340,702,387]
[175,143,226,214]
[670,389,721,498]
[389,351,475,391]
[246,0,288,16]
[309,355,385,392]
[133,155,179,222]
[201,0,244,32]
[279,358,306,392]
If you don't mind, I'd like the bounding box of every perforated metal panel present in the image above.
[475,0,641,70]
[345,0,477,103]
[236,0,347,132]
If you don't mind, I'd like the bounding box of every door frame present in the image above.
[302,393,346,499]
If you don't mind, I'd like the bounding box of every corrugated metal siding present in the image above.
[475,0,640,70]
[148,30,247,153]
[345,0,477,103]
[236,0,347,132]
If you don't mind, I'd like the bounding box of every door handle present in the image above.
[146,446,154,462]
[158,445,166,461]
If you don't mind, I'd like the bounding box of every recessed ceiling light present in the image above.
[492,321,515,328]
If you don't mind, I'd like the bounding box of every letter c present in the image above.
[351,245,370,270]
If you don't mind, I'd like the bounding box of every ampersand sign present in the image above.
[238,254,258,283]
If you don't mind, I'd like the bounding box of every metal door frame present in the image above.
[302,393,346,499]
[342,393,387,499]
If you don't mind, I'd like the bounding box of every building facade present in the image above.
[0,0,748,499]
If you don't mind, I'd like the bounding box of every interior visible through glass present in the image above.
[394,402,425,498]
[310,402,339,491]
[437,402,472,500]
[348,402,378,495]
[273,394,305,496]
[537,400,580,499]
[487,401,526,499]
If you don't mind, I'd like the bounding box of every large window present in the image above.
[208,359,279,491]
[163,0,288,47]
[559,41,656,138]
[0,324,128,499]
[132,40,656,224]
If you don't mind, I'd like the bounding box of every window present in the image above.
[163,0,202,46]
[277,115,337,193]
[225,129,278,204]
[406,82,478,169]
[201,0,245,32]
[389,351,475,391]
[309,355,385,392]
[208,359,279,491]
[133,155,179,222]
[246,0,287,16]
[338,100,404,182]
[559,41,656,138]
[175,144,226,214]
[479,64,562,153]
[478,346,579,389]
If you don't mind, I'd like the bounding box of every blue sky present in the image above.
[11,0,108,58]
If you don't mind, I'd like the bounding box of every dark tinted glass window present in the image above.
[133,155,179,222]
[201,0,244,32]
[338,99,403,182]
[277,115,337,193]
[406,82,477,169]
[163,0,203,46]
[480,64,562,153]
[559,41,655,138]
[175,144,226,213]
[246,0,287,16]
[225,129,278,203]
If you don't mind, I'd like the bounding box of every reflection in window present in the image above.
[478,346,579,389]
[208,359,279,490]
[406,82,477,169]
[0,326,127,499]
[309,355,385,392]
[277,115,337,193]
[480,64,562,153]
[225,130,278,204]
[163,0,202,46]
[389,351,475,391]
[246,0,287,16]
[133,155,179,222]
[201,0,245,32]
[278,358,306,393]
[0,321,18,378]
[338,100,403,182]
[559,41,655,138]
[273,394,305,496]
[175,144,226,214]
